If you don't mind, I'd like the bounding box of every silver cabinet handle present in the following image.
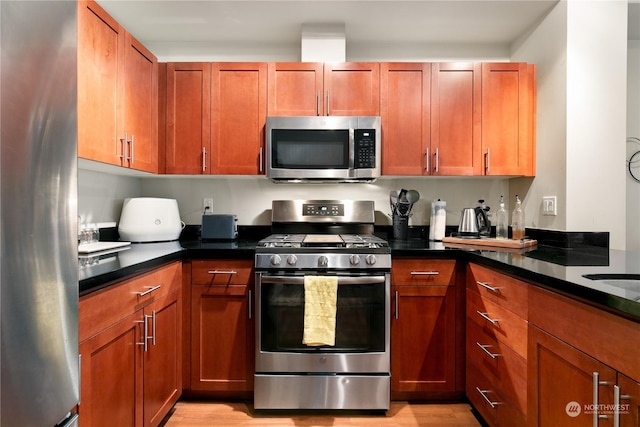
[248,290,252,320]
[476,281,501,293]
[425,147,430,173]
[208,270,237,275]
[316,90,321,116]
[119,133,129,160]
[202,146,207,172]
[326,90,330,116]
[593,372,610,426]
[137,285,162,297]
[150,310,156,346]
[434,147,439,173]
[410,271,439,276]
[136,314,152,352]
[476,387,501,409]
[476,310,499,325]
[485,147,491,173]
[614,384,632,427]
[130,134,135,164]
[259,147,263,173]
[476,342,500,359]
[394,290,399,320]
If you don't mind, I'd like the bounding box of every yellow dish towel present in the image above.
[302,276,338,346]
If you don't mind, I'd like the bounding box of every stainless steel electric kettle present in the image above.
[458,207,491,238]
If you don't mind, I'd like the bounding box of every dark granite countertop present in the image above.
[78,233,640,322]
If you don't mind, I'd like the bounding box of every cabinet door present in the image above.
[121,32,158,173]
[190,283,254,392]
[528,325,616,427]
[380,63,430,175]
[391,284,456,394]
[482,63,536,176]
[618,373,640,427]
[164,63,211,174]
[77,0,123,167]
[267,62,324,116]
[431,62,482,175]
[80,311,143,427]
[143,289,181,427]
[210,62,267,174]
[324,63,380,116]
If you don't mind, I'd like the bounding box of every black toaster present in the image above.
[201,214,238,240]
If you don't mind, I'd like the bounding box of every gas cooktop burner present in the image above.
[257,234,389,249]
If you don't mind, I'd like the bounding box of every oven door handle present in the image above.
[259,275,386,285]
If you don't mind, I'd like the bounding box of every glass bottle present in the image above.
[495,195,508,239]
[511,195,525,240]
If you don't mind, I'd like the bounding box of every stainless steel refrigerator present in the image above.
[1,1,79,426]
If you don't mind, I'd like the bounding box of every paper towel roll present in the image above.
[429,200,447,241]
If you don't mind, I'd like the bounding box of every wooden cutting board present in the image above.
[442,236,537,249]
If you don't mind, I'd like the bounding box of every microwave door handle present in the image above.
[259,275,386,285]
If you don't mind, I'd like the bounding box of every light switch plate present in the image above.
[542,196,557,216]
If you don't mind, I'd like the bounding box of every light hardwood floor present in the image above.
[160,401,483,426]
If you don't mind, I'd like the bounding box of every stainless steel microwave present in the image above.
[265,116,381,182]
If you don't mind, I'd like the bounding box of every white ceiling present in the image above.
[96,0,638,56]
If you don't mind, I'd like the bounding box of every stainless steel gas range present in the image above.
[254,200,391,410]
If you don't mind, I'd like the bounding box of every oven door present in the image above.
[255,272,390,374]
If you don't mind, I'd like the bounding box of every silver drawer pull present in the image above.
[410,271,439,275]
[476,387,501,409]
[476,342,500,359]
[137,285,161,297]
[476,311,499,325]
[208,270,237,275]
[476,281,501,292]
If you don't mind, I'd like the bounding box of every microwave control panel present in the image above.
[354,129,376,169]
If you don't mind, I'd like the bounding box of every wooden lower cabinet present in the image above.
[528,286,640,427]
[390,258,463,398]
[465,263,528,426]
[79,262,182,427]
[187,259,255,396]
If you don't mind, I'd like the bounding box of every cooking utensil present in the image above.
[406,190,420,214]
[390,190,398,215]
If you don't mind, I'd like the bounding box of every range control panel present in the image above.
[302,203,344,216]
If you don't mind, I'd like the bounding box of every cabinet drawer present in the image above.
[80,261,181,342]
[467,320,527,415]
[467,263,528,318]
[391,259,455,286]
[467,289,528,359]
[466,366,526,427]
[191,259,254,286]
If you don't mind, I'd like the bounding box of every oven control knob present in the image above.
[349,254,361,265]
[286,255,297,265]
[318,255,329,267]
[270,255,282,266]
[365,254,377,265]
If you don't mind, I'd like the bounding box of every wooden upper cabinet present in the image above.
[77,0,158,173]
[164,63,211,174]
[431,62,482,176]
[210,62,267,175]
[267,62,324,116]
[324,63,380,116]
[380,63,431,175]
[121,33,158,173]
[267,62,380,116]
[77,0,123,167]
[482,62,536,176]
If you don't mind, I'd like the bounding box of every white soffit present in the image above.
[301,23,346,62]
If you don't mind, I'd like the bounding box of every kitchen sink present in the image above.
[582,274,640,300]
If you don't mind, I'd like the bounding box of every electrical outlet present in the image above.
[542,196,557,216]
[203,198,213,214]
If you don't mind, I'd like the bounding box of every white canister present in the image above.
[429,199,447,241]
